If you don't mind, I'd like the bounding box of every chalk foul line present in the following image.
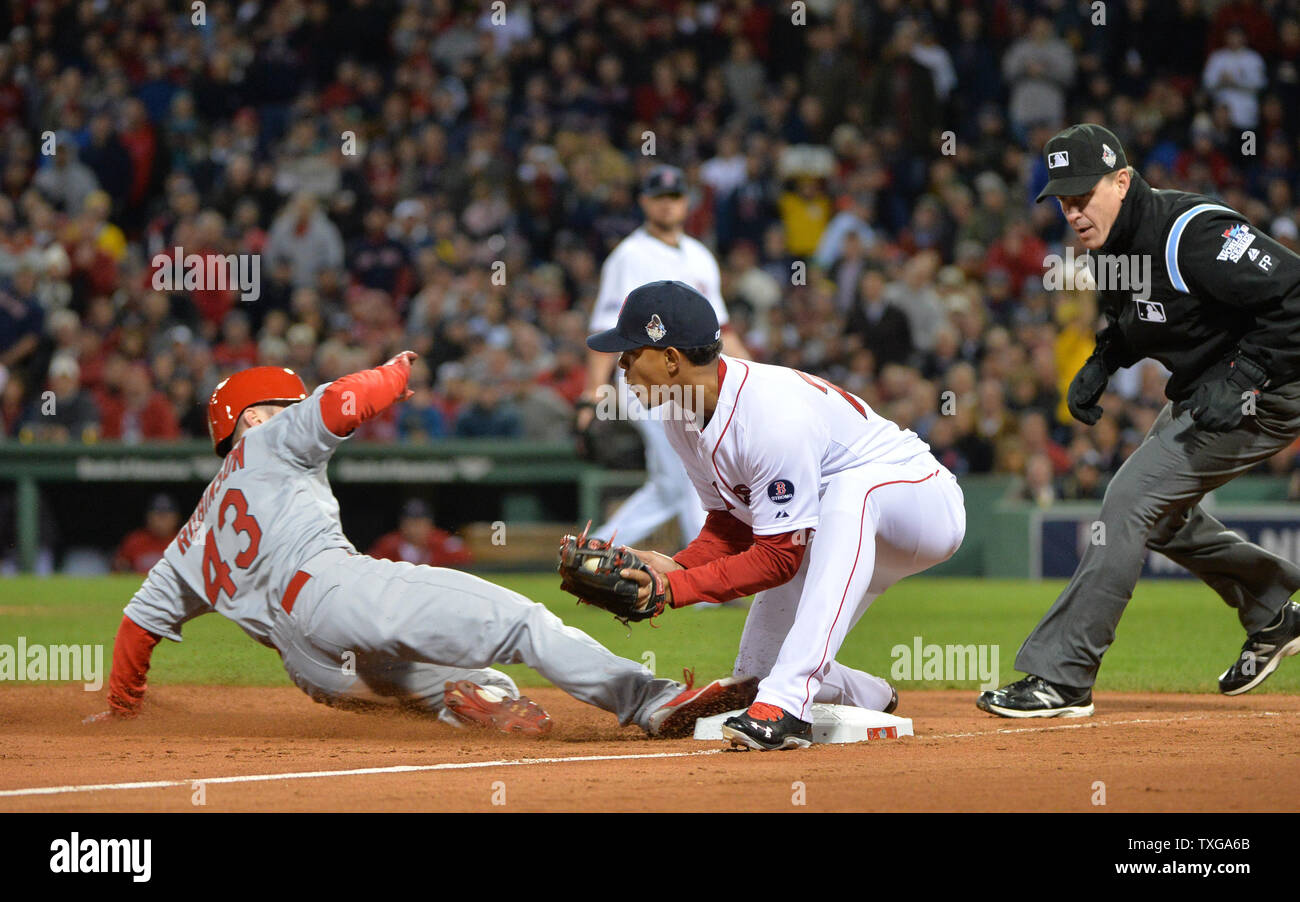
[0,749,724,799]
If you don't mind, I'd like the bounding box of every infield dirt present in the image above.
[2,685,1298,812]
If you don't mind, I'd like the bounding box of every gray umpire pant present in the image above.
[1016,379,1300,689]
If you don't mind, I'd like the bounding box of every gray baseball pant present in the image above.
[268,550,683,730]
[1016,380,1300,689]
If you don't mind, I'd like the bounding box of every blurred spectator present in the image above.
[1203,26,1268,129]
[846,266,912,371]
[112,493,180,574]
[0,266,43,377]
[367,498,472,567]
[777,176,832,259]
[99,363,180,442]
[1002,16,1075,138]
[33,143,99,213]
[26,355,98,443]
[1016,452,1058,507]
[264,192,344,289]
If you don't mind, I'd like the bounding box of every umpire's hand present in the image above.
[1186,356,1266,432]
[1067,355,1110,425]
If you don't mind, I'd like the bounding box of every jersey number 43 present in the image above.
[202,488,262,606]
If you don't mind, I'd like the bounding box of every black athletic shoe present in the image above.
[884,687,899,714]
[976,674,1094,718]
[1219,601,1300,696]
[721,703,813,750]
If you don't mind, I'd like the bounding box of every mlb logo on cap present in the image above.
[1048,151,1070,169]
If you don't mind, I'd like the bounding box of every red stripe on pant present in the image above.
[281,570,312,614]
[799,470,939,718]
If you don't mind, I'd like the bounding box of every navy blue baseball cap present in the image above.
[587,280,720,353]
[640,165,687,197]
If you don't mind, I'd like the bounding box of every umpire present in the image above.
[979,123,1300,718]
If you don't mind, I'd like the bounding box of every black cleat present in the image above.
[884,686,899,714]
[721,703,813,751]
[976,674,1093,718]
[1219,601,1300,696]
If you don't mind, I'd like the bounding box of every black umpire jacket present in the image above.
[1087,172,1300,400]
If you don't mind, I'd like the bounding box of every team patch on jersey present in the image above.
[767,479,795,504]
[645,314,667,342]
[1135,299,1166,323]
[1216,224,1256,263]
[732,483,752,505]
[1048,151,1069,169]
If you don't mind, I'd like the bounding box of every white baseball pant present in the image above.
[734,454,966,720]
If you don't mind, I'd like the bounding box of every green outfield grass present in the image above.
[0,574,1294,695]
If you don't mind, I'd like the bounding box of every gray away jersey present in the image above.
[124,385,355,647]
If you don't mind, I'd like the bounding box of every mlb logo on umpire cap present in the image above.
[1036,124,1128,202]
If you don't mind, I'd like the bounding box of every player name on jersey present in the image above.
[176,438,247,555]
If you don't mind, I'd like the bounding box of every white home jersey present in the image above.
[590,227,728,333]
[124,385,356,647]
[663,356,932,535]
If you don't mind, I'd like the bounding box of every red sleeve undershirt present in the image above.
[667,510,809,606]
[107,615,162,717]
[320,361,411,436]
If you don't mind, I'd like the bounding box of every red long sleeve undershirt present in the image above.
[106,615,161,716]
[667,510,809,606]
[320,360,411,436]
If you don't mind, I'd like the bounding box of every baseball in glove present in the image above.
[557,522,668,624]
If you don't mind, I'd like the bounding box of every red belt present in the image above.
[281,570,311,614]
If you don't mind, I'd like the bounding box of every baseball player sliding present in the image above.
[980,124,1300,718]
[576,281,966,750]
[577,165,748,549]
[85,355,757,737]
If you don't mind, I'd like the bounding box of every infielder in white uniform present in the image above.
[578,165,748,549]
[85,355,760,738]
[587,281,967,750]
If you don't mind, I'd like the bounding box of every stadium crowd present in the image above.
[3,0,1300,508]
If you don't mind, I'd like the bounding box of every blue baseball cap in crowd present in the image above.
[640,165,687,197]
[586,280,720,353]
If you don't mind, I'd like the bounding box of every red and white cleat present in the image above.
[647,671,759,738]
[443,680,553,736]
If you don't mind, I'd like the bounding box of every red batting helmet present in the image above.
[207,366,308,456]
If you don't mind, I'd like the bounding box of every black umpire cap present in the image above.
[640,165,687,197]
[586,280,720,353]
[1035,124,1128,202]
